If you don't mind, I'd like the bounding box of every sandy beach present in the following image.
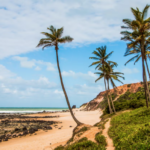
[0,109,102,150]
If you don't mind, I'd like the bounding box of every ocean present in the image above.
[0,107,68,114]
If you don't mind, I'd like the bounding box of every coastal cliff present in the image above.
[80,82,143,111]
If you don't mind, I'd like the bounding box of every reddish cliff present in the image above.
[82,82,143,111]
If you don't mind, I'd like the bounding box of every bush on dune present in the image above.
[108,107,150,150]
[54,135,106,150]
[103,89,146,115]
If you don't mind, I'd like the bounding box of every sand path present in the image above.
[0,109,101,150]
[102,118,114,150]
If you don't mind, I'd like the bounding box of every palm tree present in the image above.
[89,46,117,114]
[36,25,82,125]
[121,5,150,108]
[124,39,150,81]
[95,63,124,114]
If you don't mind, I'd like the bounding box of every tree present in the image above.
[89,46,117,114]
[36,25,82,125]
[121,5,150,108]
[124,39,150,81]
[95,63,124,114]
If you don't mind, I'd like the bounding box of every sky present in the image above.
[0,0,149,108]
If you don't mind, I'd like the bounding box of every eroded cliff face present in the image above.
[80,82,143,111]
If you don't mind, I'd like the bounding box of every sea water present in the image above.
[0,107,68,114]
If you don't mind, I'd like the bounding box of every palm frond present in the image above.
[95,75,104,82]
[124,55,139,65]
[142,5,150,20]
[47,25,56,34]
[57,27,64,38]
[89,57,99,60]
[58,36,73,43]
[42,44,54,50]
[41,32,56,40]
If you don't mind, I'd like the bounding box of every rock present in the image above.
[0,134,5,140]
[14,128,20,132]
[29,127,38,134]
[18,133,22,136]
[43,126,52,130]
[22,126,27,131]
[4,137,8,141]
[12,134,16,138]
[72,105,76,109]
[23,130,28,135]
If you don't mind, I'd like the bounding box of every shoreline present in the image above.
[0,109,102,150]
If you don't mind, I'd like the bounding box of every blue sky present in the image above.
[0,0,149,107]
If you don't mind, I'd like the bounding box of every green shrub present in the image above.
[95,132,107,146]
[78,137,88,143]
[65,140,106,150]
[54,145,64,150]
[78,126,88,133]
[67,137,73,144]
[98,93,118,110]
[127,84,131,87]
[108,107,150,150]
[103,90,147,115]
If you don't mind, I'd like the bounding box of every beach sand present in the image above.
[0,109,102,150]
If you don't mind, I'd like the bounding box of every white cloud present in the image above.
[35,66,41,71]
[62,70,76,77]
[0,0,150,59]
[0,64,16,78]
[12,56,55,71]
[62,70,97,78]
[0,64,105,107]
[122,68,139,74]
[54,90,63,95]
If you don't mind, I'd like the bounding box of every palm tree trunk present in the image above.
[144,61,150,102]
[145,59,150,81]
[107,80,116,113]
[141,41,149,107]
[104,77,113,114]
[56,49,82,125]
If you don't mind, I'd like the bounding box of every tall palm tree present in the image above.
[89,46,117,114]
[121,5,150,108]
[36,25,82,125]
[95,63,124,114]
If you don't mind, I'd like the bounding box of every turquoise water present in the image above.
[0,107,68,114]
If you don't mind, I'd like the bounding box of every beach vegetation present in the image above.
[103,89,146,115]
[108,107,150,149]
[55,139,106,150]
[36,25,82,126]
[95,132,107,146]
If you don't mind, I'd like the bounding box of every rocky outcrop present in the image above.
[72,105,76,109]
[81,82,143,111]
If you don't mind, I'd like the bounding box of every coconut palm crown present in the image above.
[89,46,117,70]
